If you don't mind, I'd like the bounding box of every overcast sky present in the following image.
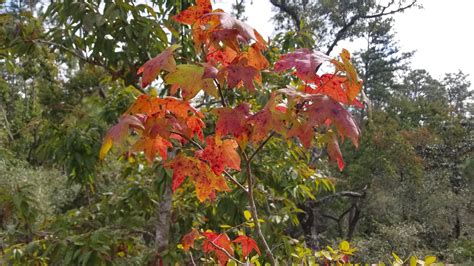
[213,0,473,84]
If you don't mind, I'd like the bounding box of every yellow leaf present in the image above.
[424,255,436,265]
[321,250,332,260]
[339,240,350,251]
[99,137,113,160]
[410,256,417,266]
[219,224,232,229]
[392,252,403,264]
[244,210,252,221]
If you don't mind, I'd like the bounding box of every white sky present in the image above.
[213,0,473,84]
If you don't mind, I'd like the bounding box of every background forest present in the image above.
[0,0,472,265]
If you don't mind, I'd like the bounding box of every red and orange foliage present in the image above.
[100,0,363,262]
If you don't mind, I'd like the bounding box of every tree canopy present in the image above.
[0,0,472,265]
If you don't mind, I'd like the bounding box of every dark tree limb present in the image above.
[269,0,301,31]
[325,0,417,55]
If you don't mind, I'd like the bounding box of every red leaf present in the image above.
[196,136,241,175]
[277,88,360,170]
[181,229,200,252]
[274,48,331,82]
[223,55,261,91]
[325,132,345,171]
[213,103,251,146]
[202,232,234,266]
[165,154,229,201]
[233,235,261,258]
[137,45,180,88]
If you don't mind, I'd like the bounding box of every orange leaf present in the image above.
[165,154,229,201]
[172,0,212,25]
[307,74,364,108]
[331,49,363,101]
[131,135,172,165]
[248,94,287,143]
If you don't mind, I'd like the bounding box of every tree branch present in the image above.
[243,152,276,264]
[214,79,227,107]
[270,0,301,31]
[325,0,417,55]
[248,132,275,162]
[32,39,146,94]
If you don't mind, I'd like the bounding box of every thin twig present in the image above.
[189,252,197,266]
[248,132,275,162]
[243,152,276,264]
[208,235,244,264]
[214,79,227,107]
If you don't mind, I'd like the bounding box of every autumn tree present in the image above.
[96,0,365,264]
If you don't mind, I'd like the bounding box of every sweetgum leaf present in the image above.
[172,0,212,25]
[196,136,241,175]
[233,235,261,258]
[202,232,234,266]
[165,64,218,100]
[181,229,200,252]
[213,103,251,146]
[99,115,144,160]
[165,154,229,202]
[306,74,364,108]
[137,44,180,88]
[331,49,363,101]
[274,48,331,82]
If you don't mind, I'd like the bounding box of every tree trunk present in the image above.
[153,183,172,265]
